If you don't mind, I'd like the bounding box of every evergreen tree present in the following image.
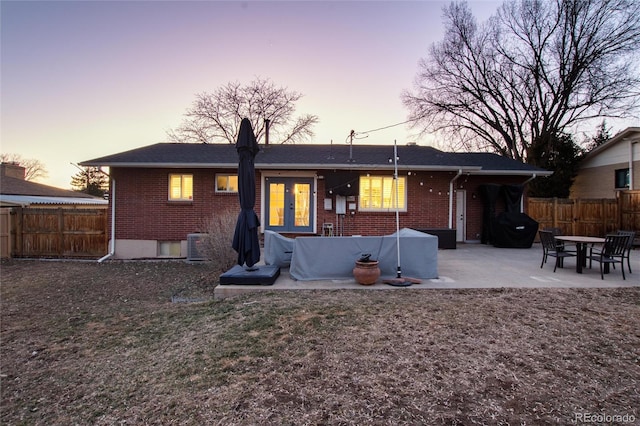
[585,120,611,151]
[71,167,108,197]
[527,133,584,198]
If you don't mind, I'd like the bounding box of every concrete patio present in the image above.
[214,242,639,299]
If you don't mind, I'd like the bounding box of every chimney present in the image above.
[0,163,26,180]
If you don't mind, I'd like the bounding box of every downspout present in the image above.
[448,169,463,228]
[521,174,537,212]
[98,178,115,262]
[628,139,636,190]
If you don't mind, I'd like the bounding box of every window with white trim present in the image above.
[216,174,238,193]
[359,175,406,211]
[168,174,193,201]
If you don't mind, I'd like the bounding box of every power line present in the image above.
[345,117,421,142]
[357,118,419,136]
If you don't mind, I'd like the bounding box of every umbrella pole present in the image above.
[384,139,421,287]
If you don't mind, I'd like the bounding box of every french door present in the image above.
[265,177,314,233]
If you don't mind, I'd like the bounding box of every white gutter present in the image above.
[87,162,485,173]
[466,169,552,176]
[448,169,463,228]
[98,179,115,263]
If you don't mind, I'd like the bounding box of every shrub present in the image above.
[198,210,238,273]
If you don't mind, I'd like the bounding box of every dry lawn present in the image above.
[1,259,639,425]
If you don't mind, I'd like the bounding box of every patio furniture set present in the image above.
[264,228,439,282]
[539,229,636,280]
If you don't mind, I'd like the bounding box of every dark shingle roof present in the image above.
[81,143,551,175]
[0,175,97,198]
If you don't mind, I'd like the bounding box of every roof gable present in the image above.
[583,127,640,160]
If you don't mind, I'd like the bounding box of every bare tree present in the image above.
[0,153,49,181]
[403,0,640,163]
[169,77,319,144]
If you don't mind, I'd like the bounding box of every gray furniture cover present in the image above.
[263,230,294,267]
[289,228,438,281]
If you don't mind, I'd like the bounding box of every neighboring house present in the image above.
[80,142,550,259]
[570,127,640,199]
[0,163,108,207]
[0,163,108,259]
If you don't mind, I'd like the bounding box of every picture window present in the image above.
[359,175,406,212]
[169,174,193,201]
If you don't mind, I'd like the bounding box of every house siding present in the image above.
[112,167,246,242]
[570,161,640,199]
[570,128,640,199]
[109,167,529,258]
[316,172,458,236]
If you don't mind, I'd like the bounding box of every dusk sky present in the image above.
[3,0,632,189]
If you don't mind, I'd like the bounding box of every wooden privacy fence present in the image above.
[527,190,640,237]
[0,209,10,258]
[8,207,108,258]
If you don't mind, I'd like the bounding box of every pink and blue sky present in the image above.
[3,0,631,189]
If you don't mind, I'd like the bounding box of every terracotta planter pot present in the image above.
[353,260,380,285]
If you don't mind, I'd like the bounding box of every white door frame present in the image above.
[456,190,466,242]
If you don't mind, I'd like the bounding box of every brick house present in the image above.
[570,127,640,199]
[80,143,550,259]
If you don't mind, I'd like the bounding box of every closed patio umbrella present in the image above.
[232,118,261,268]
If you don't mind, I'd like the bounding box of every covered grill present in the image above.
[480,184,538,248]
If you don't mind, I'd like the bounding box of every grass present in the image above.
[1,259,639,425]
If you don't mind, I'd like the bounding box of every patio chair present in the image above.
[539,230,576,272]
[542,227,576,253]
[587,234,630,280]
[617,230,636,274]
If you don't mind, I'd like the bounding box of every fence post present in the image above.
[577,198,583,235]
[602,199,607,235]
[13,207,23,257]
[58,208,64,258]
[618,193,623,231]
[0,209,11,258]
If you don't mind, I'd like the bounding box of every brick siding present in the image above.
[110,167,529,242]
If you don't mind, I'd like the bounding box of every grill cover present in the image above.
[491,212,539,248]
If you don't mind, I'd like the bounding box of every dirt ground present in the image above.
[1,259,639,425]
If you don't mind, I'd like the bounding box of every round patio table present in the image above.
[554,236,605,274]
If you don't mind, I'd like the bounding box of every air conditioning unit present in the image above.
[187,233,208,261]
